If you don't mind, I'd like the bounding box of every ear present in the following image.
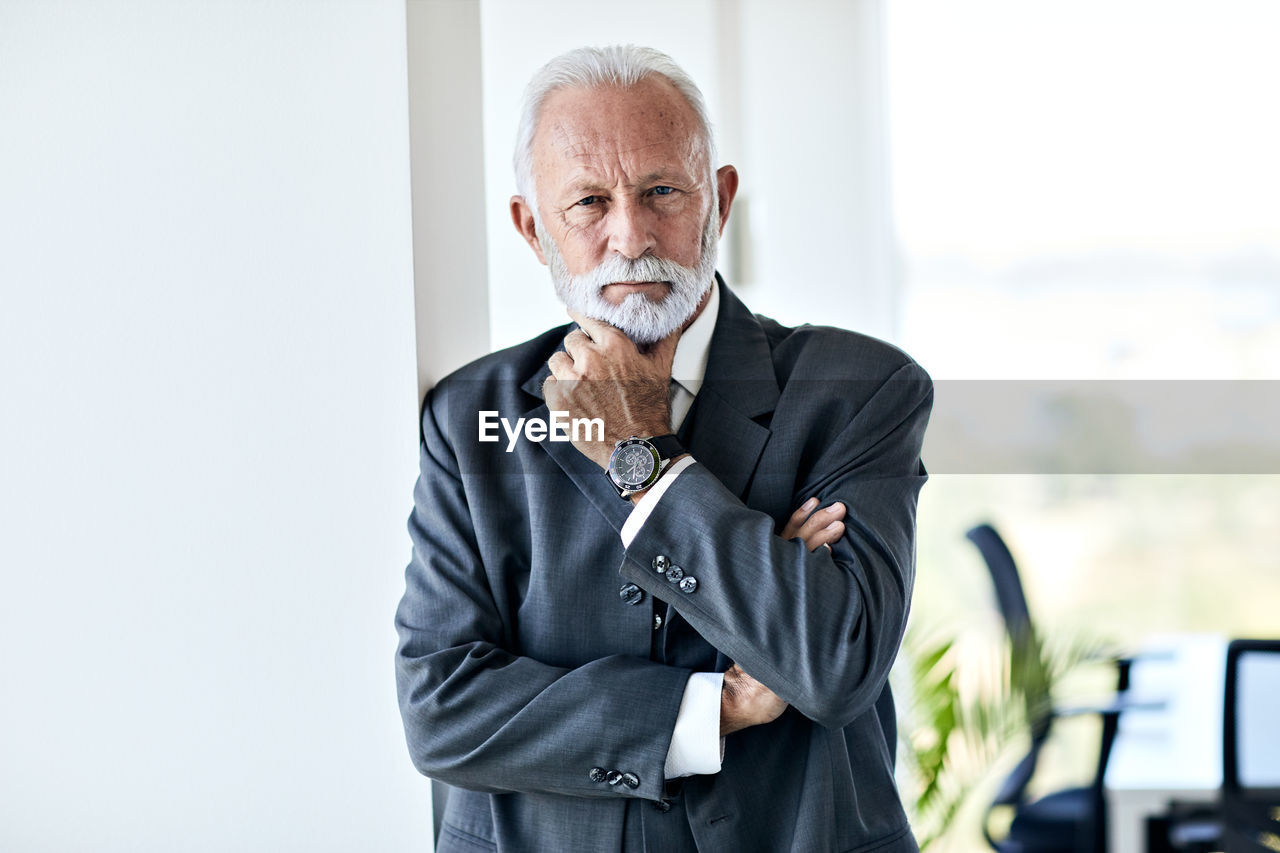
[714,165,739,236]
[510,196,548,266]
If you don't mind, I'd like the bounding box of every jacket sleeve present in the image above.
[617,361,933,731]
[394,383,691,803]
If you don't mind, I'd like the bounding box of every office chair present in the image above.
[1220,639,1280,853]
[966,523,1129,853]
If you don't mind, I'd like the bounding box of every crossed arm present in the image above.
[719,497,847,736]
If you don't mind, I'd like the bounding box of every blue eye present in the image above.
[576,196,602,206]
[652,186,674,196]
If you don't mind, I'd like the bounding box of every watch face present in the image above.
[610,440,658,489]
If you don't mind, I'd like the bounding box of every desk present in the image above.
[1104,634,1227,853]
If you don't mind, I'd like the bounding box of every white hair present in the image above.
[513,44,718,208]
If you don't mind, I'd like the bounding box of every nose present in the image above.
[605,198,657,260]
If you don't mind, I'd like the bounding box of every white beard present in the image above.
[538,206,720,345]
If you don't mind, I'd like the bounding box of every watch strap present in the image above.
[647,434,685,461]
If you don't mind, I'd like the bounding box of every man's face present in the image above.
[519,78,726,344]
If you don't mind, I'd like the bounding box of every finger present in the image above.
[647,327,681,369]
[547,350,576,380]
[566,310,627,348]
[802,520,844,552]
[794,500,844,538]
[562,329,593,363]
[797,517,842,551]
[780,497,820,539]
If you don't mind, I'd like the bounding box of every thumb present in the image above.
[649,328,680,371]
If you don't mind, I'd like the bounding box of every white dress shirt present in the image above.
[618,281,725,779]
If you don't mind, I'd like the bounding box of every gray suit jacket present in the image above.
[396,280,932,852]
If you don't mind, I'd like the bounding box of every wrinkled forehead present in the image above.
[532,78,709,179]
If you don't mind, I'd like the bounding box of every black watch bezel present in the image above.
[606,434,684,499]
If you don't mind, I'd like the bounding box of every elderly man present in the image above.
[395,45,932,852]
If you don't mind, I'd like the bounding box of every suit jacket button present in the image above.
[618,583,644,606]
[589,767,606,783]
[606,770,624,786]
[653,798,672,812]
[622,772,640,789]
[678,576,698,594]
[665,565,684,583]
[652,555,670,574]
[652,613,663,630]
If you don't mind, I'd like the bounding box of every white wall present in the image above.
[0,2,429,850]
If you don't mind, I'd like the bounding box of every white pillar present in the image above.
[407,0,492,400]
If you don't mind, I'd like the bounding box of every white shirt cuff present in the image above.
[620,456,696,548]
[664,671,726,778]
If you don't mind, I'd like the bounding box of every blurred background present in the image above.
[2,0,1276,850]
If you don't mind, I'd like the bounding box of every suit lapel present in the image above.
[679,386,771,500]
[683,279,779,500]
[516,278,780,528]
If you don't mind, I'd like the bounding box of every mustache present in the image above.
[576,254,692,290]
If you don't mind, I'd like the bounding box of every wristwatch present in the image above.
[606,434,685,499]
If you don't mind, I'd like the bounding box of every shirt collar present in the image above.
[670,278,719,397]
